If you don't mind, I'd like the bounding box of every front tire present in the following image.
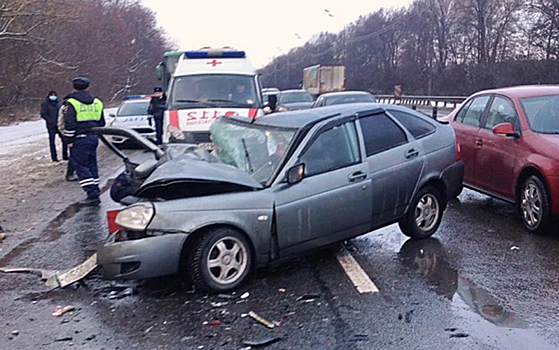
[399,186,444,239]
[519,175,552,234]
[187,227,252,293]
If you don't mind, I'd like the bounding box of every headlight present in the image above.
[168,125,185,140]
[115,203,154,231]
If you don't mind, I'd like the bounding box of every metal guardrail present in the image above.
[375,94,467,118]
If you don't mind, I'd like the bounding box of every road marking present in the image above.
[336,246,379,294]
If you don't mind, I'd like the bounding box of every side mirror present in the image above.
[492,123,519,138]
[155,63,163,81]
[267,94,277,111]
[287,164,305,185]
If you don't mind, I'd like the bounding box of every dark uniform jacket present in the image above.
[63,91,105,142]
[40,98,60,129]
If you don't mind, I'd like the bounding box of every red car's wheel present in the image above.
[519,175,553,234]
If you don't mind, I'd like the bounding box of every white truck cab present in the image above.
[163,49,265,146]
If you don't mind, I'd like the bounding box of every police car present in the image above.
[109,98,156,145]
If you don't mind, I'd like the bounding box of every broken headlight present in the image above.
[115,203,154,231]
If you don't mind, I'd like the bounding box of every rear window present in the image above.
[117,101,149,116]
[279,92,313,104]
[325,94,376,106]
[520,95,559,134]
[388,109,436,139]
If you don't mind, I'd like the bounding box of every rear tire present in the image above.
[399,186,444,239]
[519,175,552,234]
[187,227,252,293]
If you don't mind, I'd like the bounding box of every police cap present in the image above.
[72,77,90,91]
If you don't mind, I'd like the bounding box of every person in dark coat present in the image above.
[40,91,68,162]
[62,77,105,206]
[148,87,165,145]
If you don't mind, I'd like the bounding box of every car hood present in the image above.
[136,154,263,198]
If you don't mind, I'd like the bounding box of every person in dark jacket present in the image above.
[62,77,105,206]
[148,87,166,145]
[40,91,68,162]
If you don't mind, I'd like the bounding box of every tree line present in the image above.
[259,0,559,97]
[0,0,174,124]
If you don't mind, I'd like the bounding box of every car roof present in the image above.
[280,89,311,94]
[320,91,373,97]
[248,102,400,129]
[472,85,559,99]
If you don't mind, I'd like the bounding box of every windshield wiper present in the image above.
[241,138,253,173]
[175,99,208,104]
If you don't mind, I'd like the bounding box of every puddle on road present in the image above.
[398,238,556,349]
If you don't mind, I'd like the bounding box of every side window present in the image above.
[459,96,490,127]
[299,122,360,176]
[455,99,472,123]
[360,113,408,156]
[388,109,436,139]
[485,96,518,130]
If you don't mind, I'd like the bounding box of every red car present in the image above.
[447,85,559,233]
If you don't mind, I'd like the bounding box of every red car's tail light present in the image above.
[456,139,462,161]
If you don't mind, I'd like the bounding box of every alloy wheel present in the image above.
[414,193,440,232]
[206,236,248,285]
[521,182,542,228]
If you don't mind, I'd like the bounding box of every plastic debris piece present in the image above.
[217,294,234,300]
[54,337,73,342]
[346,334,368,342]
[240,292,250,299]
[52,305,75,317]
[241,313,248,318]
[243,336,283,347]
[278,288,286,293]
[208,320,221,326]
[12,330,19,336]
[297,294,320,302]
[211,302,228,308]
[45,253,98,289]
[510,246,520,250]
[0,232,5,241]
[248,311,274,329]
[144,326,154,334]
[450,333,469,338]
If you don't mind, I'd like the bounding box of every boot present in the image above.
[79,197,100,206]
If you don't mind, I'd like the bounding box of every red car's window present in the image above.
[520,95,559,134]
[485,96,518,130]
[458,96,490,127]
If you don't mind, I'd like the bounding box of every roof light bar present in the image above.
[184,51,246,59]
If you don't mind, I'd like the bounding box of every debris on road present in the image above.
[345,334,368,342]
[207,319,221,326]
[297,294,320,302]
[52,305,75,317]
[217,293,234,300]
[240,292,250,299]
[54,336,73,342]
[278,288,286,293]
[444,328,458,332]
[510,246,520,250]
[450,333,470,338]
[0,267,56,280]
[11,330,19,336]
[405,310,414,323]
[45,253,98,289]
[243,336,283,347]
[248,311,275,329]
[0,232,5,242]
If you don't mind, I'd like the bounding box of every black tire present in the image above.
[399,186,444,239]
[519,175,552,234]
[187,227,252,293]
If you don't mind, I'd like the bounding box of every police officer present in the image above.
[148,87,166,145]
[63,77,105,206]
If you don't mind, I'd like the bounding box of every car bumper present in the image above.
[97,233,188,280]
[110,131,156,144]
[441,160,464,200]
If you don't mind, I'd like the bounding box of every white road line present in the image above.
[336,246,379,294]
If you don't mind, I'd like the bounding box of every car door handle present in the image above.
[475,138,483,147]
[348,171,366,182]
[405,149,419,159]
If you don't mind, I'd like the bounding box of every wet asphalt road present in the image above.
[1,150,559,349]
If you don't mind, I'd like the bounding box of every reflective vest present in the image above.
[67,98,103,122]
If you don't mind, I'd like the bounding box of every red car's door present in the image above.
[451,95,491,187]
[473,96,520,199]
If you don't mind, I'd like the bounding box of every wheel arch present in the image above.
[417,177,448,209]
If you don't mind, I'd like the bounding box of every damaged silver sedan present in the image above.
[95,103,464,293]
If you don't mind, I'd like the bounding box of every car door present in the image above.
[451,95,491,187]
[357,110,425,226]
[274,119,372,254]
[473,95,520,199]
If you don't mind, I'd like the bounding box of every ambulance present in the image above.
[160,48,265,147]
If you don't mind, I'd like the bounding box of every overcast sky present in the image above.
[141,0,413,68]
